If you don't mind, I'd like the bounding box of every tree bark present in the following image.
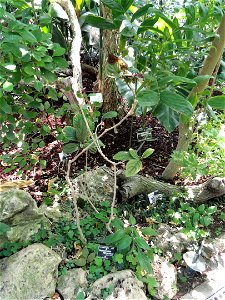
[100,5,119,114]
[121,175,225,203]
[162,13,225,180]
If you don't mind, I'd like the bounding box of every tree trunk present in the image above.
[121,175,225,203]
[162,13,225,180]
[100,5,119,114]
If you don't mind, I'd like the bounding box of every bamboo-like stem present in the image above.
[162,13,225,180]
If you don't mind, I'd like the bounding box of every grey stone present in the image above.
[86,270,147,300]
[57,268,88,300]
[73,167,115,206]
[155,223,191,253]
[153,256,177,299]
[0,243,62,300]
[0,189,50,247]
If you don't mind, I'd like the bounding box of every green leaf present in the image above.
[104,229,126,244]
[0,98,12,113]
[85,15,117,30]
[34,81,43,92]
[141,148,154,159]
[135,236,150,250]
[153,103,180,132]
[102,111,118,119]
[53,46,66,57]
[18,30,37,43]
[193,75,212,85]
[160,91,193,116]
[41,69,57,82]
[137,249,152,273]
[121,0,134,12]
[63,142,79,154]
[128,215,136,226]
[113,151,133,161]
[74,257,86,267]
[141,227,157,236]
[24,64,36,75]
[131,4,153,22]
[207,95,225,110]
[63,126,77,141]
[113,253,124,264]
[125,159,142,177]
[200,216,211,227]
[137,90,159,107]
[3,81,13,92]
[101,0,124,12]
[73,114,89,143]
[117,234,132,251]
[129,149,139,159]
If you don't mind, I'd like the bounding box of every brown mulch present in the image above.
[0,114,178,202]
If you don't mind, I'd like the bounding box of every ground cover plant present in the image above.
[0,0,225,299]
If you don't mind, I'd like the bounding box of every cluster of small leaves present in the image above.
[103,215,158,296]
[168,201,217,240]
[0,1,68,172]
[113,147,154,177]
[172,116,225,179]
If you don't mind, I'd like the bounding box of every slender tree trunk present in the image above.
[162,13,225,180]
[100,5,119,114]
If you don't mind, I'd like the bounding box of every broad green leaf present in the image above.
[120,24,136,37]
[34,81,43,92]
[141,227,158,236]
[160,91,193,116]
[104,229,126,244]
[74,257,86,267]
[193,75,212,85]
[141,148,154,159]
[153,103,179,133]
[161,75,196,85]
[63,142,79,154]
[128,215,136,226]
[149,8,176,29]
[113,151,133,161]
[117,234,132,251]
[53,57,68,68]
[18,30,37,43]
[85,15,117,30]
[102,111,118,119]
[129,149,139,159]
[207,95,225,110]
[24,65,36,75]
[53,46,66,57]
[73,114,89,143]
[125,159,142,177]
[101,0,124,12]
[3,81,13,92]
[137,90,159,107]
[137,249,152,273]
[41,69,57,82]
[63,126,77,141]
[200,216,211,227]
[138,17,159,29]
[131,4,153,22]
[135,236,150,250]
[121,0,134,12]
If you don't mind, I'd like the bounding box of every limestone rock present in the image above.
[86,270,147,300]
[153,256,177,299]
[155,223,191,254]
[0,189,50,247]
[0,243,61,300]
[57,268,88,300]
[73,166,115,205]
